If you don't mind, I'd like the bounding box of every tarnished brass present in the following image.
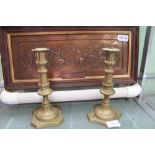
[31,48,64,128]
[87,47,122,127]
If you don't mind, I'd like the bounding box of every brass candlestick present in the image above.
[87,47,122,127]
[31,48,64,128]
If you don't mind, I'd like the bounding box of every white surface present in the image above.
[106,120,121,128]
[0,83,141,104]
[117,34,128,42]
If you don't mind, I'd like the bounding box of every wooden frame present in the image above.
[0,26,139,91]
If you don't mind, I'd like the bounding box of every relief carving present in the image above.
[18,45,121,72]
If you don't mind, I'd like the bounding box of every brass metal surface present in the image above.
[87,47,122,128]
[31,48,64,128]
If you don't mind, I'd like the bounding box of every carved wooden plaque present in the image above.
[0,27,139,90]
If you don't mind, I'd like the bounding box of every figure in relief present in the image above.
[19,46,120,72]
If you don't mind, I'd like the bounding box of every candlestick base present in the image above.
[31,105,64,128]
[87,104,122,127]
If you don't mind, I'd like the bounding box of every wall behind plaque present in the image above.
[141,27,155,96]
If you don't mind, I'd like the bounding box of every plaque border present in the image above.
[7,30,132,83]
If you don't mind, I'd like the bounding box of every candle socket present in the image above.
[31,48,64,128]
[87,47,122,127]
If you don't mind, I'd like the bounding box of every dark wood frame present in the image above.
[0,26,139,91]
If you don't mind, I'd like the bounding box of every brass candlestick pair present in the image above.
[31,48,64,128]
[87,47,122,127]
[31,47,122,128]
